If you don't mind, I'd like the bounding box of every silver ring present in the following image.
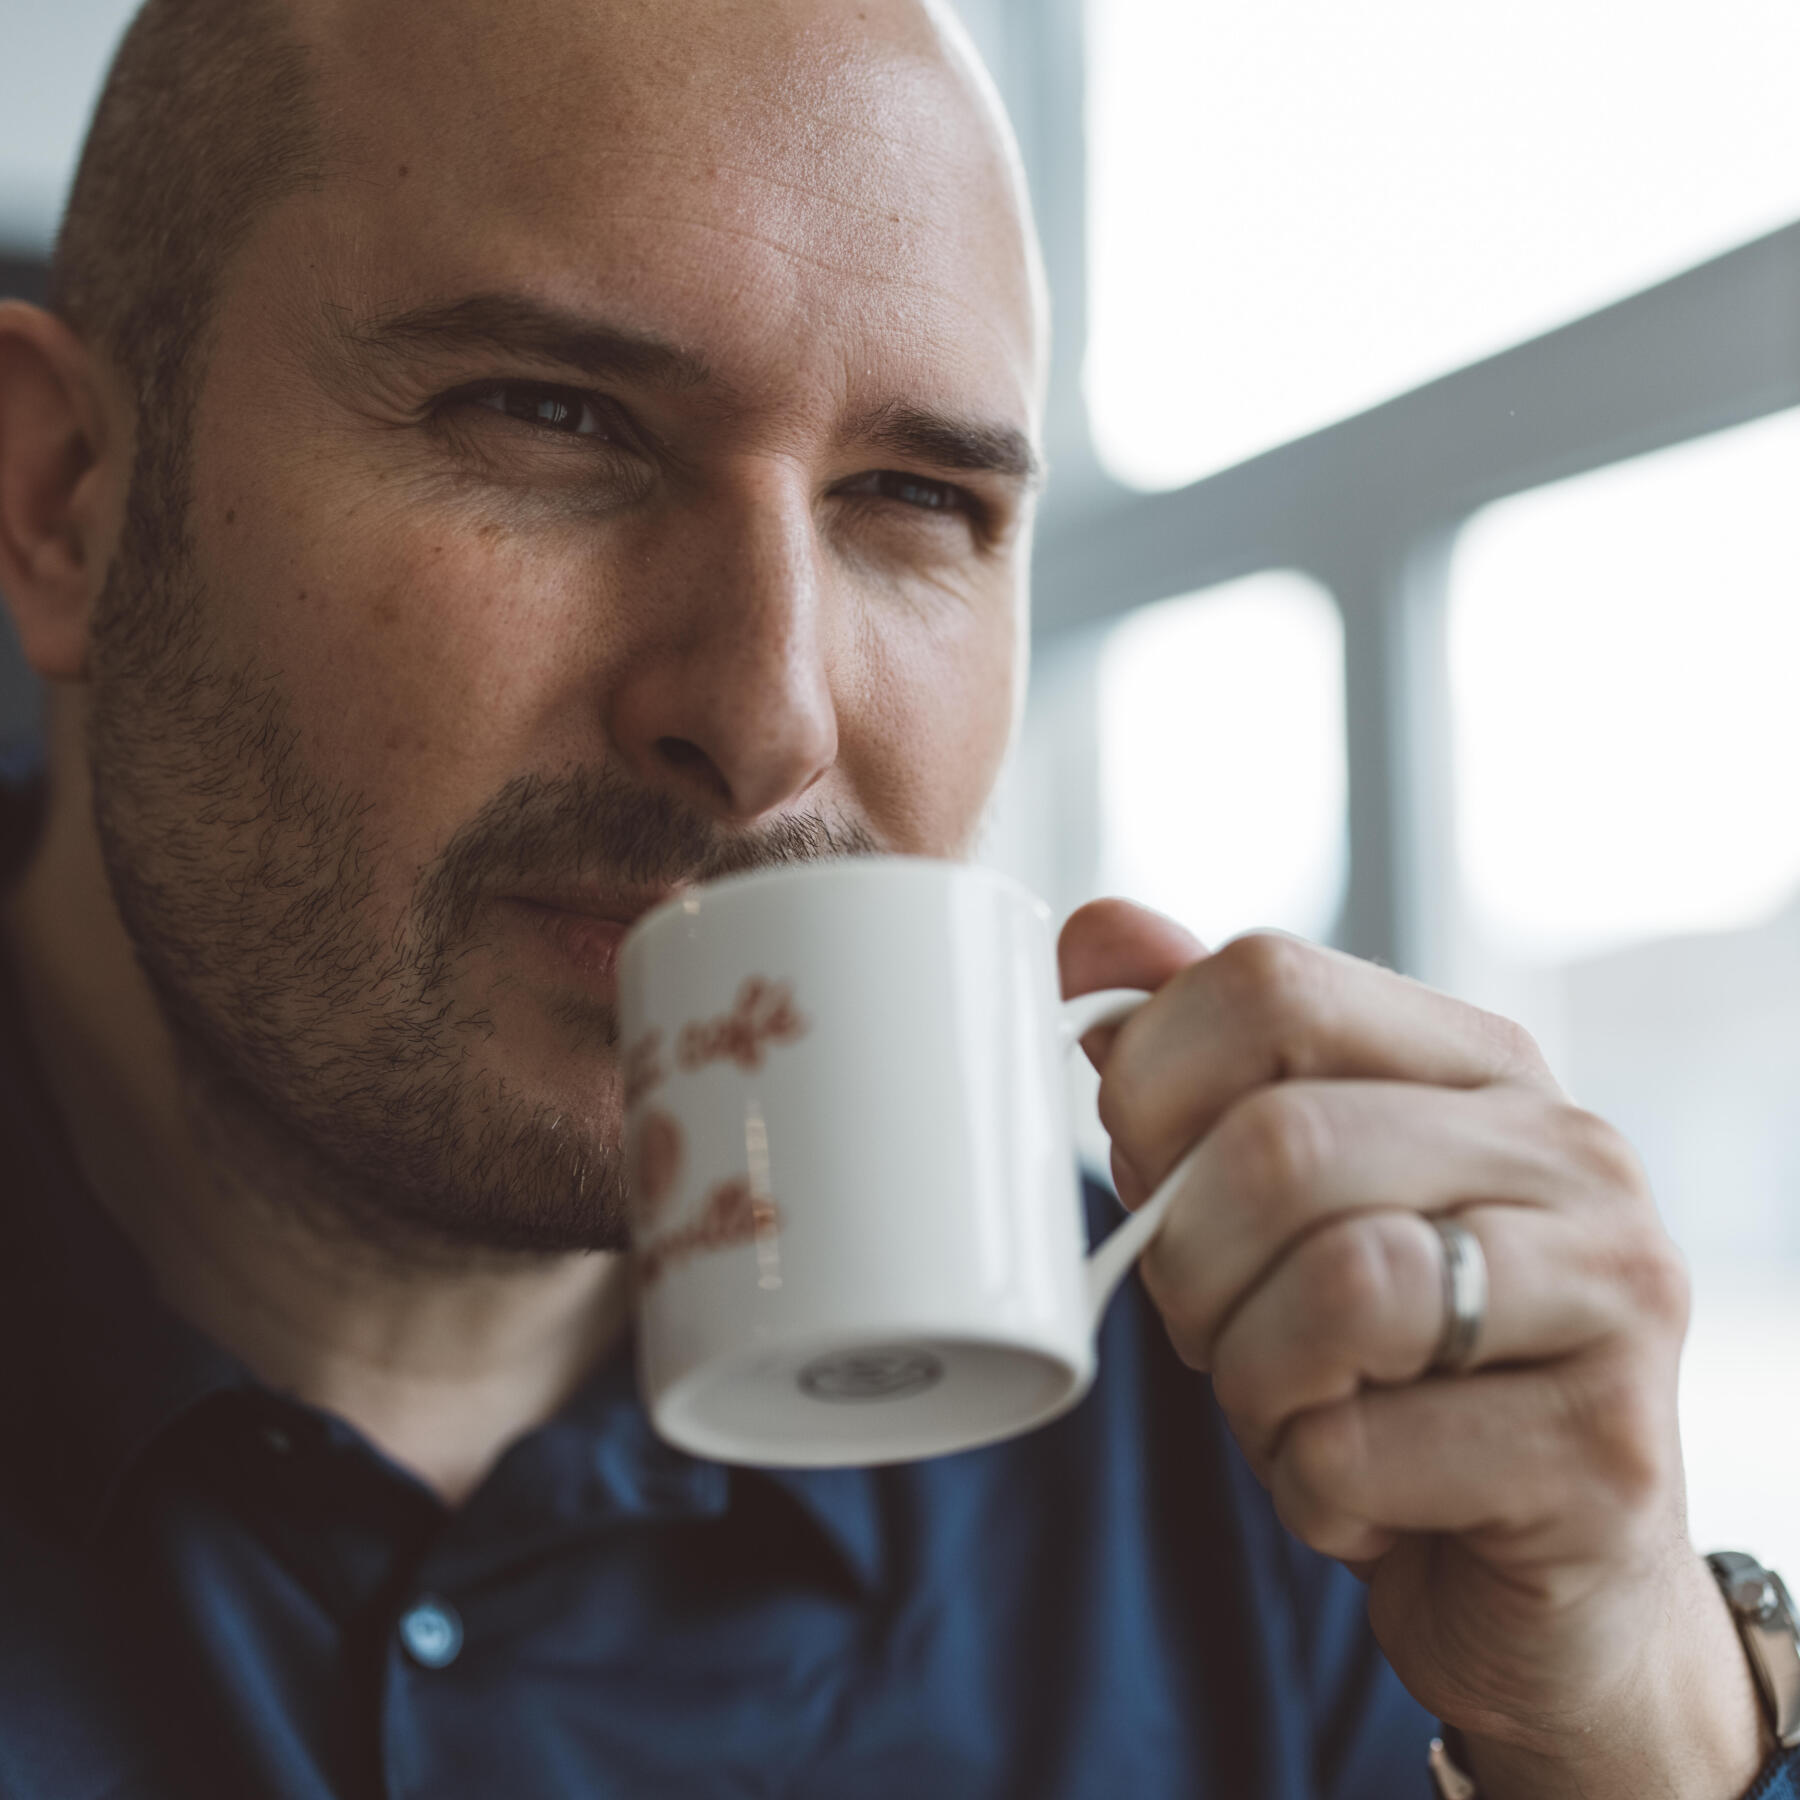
[1429,1215,1487,1375]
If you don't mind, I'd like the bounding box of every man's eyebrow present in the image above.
[337,296,1040,486]
[338,294,714,389]
[851,400,1043,490]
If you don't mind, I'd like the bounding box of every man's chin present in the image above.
[339,1099,633,1261]
[400,1037,632,1258]
[181,1017,635,1262]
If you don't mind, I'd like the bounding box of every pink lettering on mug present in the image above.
[675,978,809,1075]
[629,1108,684,1229]
[624,1030,666,1108]
[638,1175,782,1286]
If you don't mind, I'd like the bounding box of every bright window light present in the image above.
[1448,408,1800,963]
[1681,1273,1800,1577]
[1098,571,1346,947]
[1086,0,1800,490]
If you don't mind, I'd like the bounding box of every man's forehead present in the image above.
[326,0,937,145]
[288,0,1043,416]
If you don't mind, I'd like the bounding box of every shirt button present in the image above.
[259,1424,293,1455]
[398,1598,463,1670]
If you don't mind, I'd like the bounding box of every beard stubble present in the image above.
[82,454,875,1260]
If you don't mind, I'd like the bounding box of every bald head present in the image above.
[52,0,1043,448]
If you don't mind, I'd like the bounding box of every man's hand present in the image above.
[1060,899,1771,1800]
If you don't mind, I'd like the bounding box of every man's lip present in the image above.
[505,886,683,929]
[504,891,682,986]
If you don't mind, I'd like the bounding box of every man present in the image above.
[0,1,1789,1795]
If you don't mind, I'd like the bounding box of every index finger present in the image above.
[1097,932,1560,1189]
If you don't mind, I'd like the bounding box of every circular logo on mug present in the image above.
[798,1347,945,1404]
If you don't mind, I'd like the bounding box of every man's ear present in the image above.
[0,300,125,683]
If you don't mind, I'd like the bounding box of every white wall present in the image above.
[0,0,139,252]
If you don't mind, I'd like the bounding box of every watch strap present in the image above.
[1708,1551,1800,1749]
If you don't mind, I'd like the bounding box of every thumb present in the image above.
[1057,897,1207,1072]
[1059,898,1207,1209]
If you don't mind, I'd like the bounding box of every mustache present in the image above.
[414,764,883,951]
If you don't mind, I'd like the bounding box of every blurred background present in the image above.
[3,2,1797,1570]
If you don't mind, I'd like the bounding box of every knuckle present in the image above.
[1207,1351,1256,1421]
[1150,1298,1212,1373]
[1092,1072,1130,1150]
[1139,1228,1226,1363]
[1277,1402,1368,1524]
[1270,1494,1364,1562]
[1092,1071,1150,1171]
[1213,932,1324,1036]
[1093,1038,1164,1165]
[1557,1355,1678,1514]
[1209,1336,1279,1430]
[1474,1005,1547,1079]
[1292,1218,1396,1343]
[1268,1482,1331,1551]
[1553,1104,1651,1199]
[1213,1086,1336,1216]
[1602,1232,1691,1337]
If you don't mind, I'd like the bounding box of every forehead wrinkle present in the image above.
[590,207,991,306]
[479,138,952,238]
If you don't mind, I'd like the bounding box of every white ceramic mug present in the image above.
[618,857,1183,1466]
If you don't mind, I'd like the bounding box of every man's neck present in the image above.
[6,728,629,1506]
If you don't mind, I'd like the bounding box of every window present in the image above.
[1086,0,1800,490]
[1097,571,1346,947]
[1446,408,1800,1571]
[1450,409,1800,964]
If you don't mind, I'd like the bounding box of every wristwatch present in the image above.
[1708,1551,1800,1749]
[1427,1551,1800,1799]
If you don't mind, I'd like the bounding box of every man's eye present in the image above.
[465,382,614,438]
[839,469,969,514]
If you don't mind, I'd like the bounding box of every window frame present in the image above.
[973,0,1800,979]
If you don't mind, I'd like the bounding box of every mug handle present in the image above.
[1058,988,1203,1326]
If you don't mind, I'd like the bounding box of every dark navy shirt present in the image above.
[2,763,1795,1800]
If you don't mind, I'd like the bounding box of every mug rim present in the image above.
[622,853,1053,959]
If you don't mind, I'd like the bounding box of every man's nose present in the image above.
[604,477,840,826]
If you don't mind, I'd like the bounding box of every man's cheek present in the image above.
[936,615,1019,794]
[248,530,578,789]
[854,623,1015,853]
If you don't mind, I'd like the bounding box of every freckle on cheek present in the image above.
[224,509,236,526]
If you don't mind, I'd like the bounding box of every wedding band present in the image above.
[1428,1216,1487,1375]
